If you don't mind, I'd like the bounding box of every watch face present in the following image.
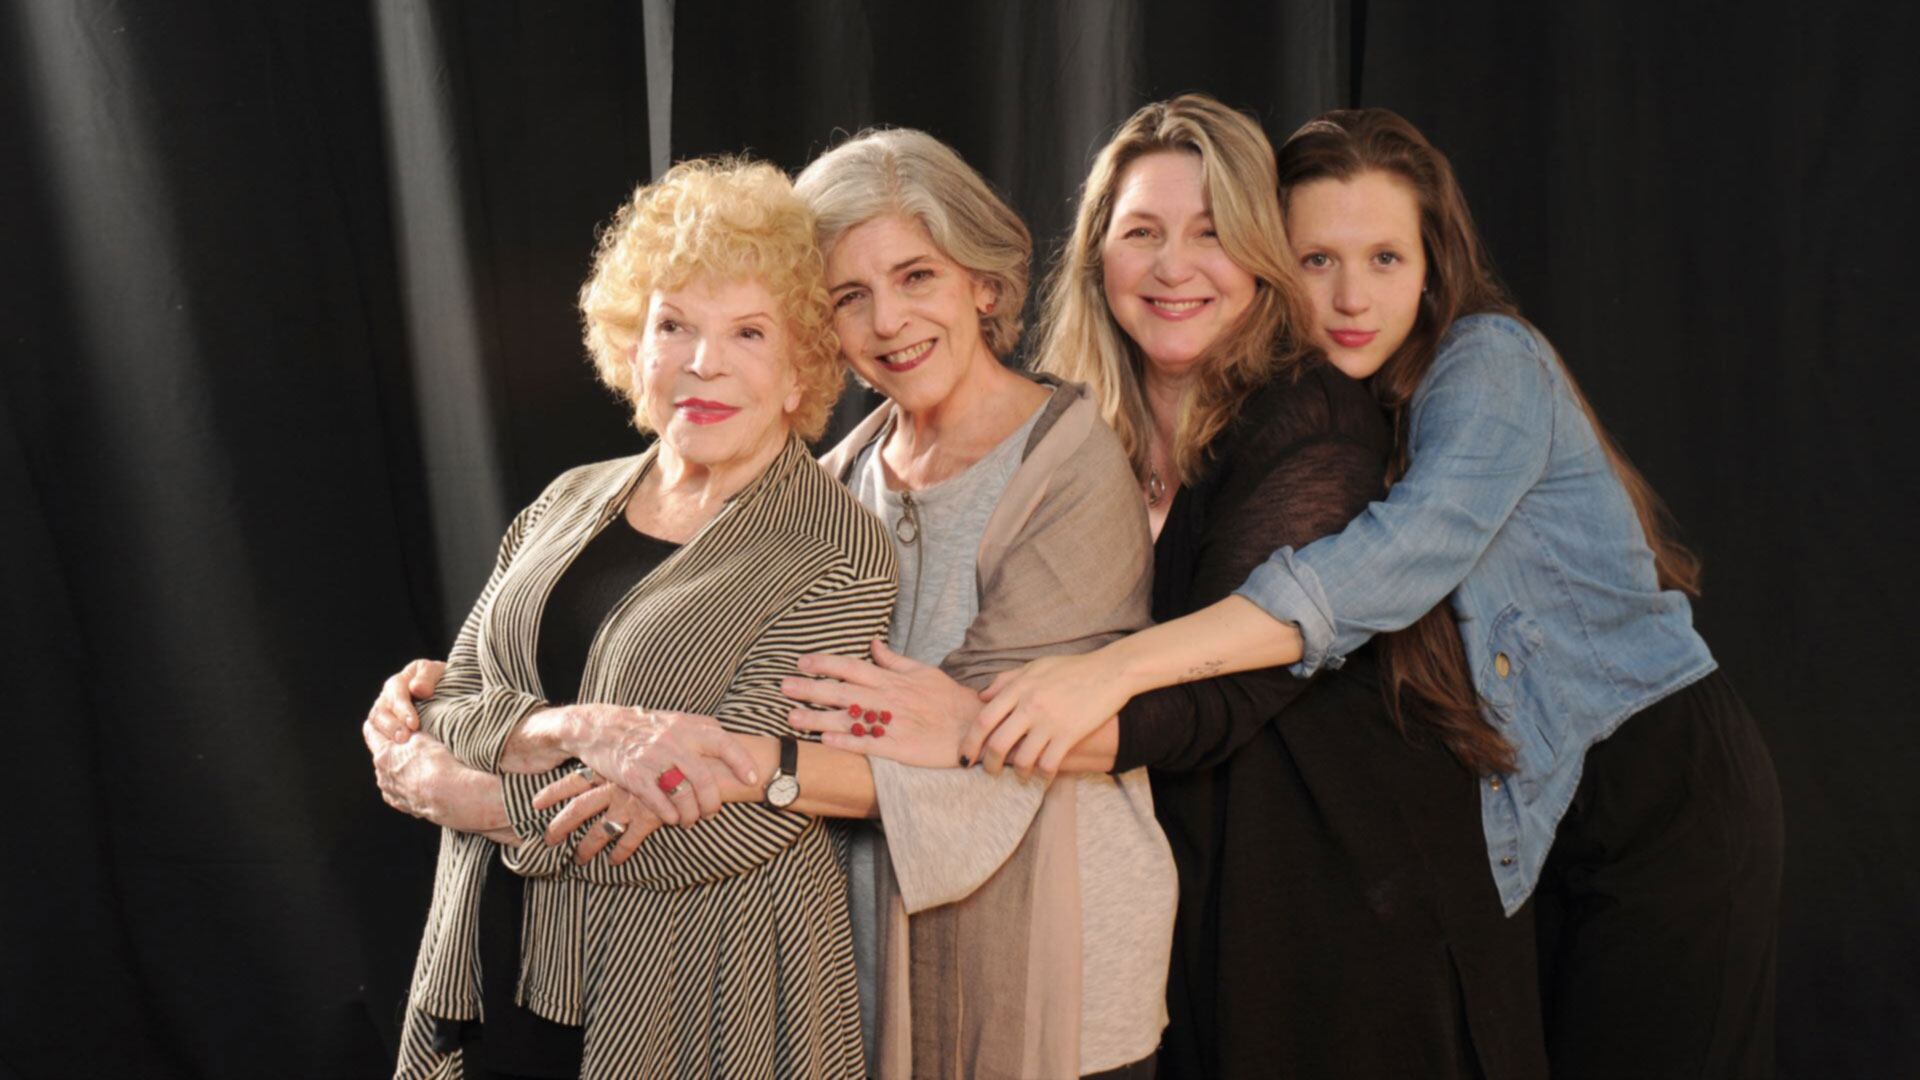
[766,774,800,808]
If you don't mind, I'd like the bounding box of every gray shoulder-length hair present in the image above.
[793,128,1032,357]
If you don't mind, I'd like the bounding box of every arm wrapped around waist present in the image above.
[504,569,898,888]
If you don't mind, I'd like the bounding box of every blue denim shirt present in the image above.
[1238,314,1716,914]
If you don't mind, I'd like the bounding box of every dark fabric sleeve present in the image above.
[1115,369,1389,772]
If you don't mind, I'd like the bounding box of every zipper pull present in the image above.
[895,489,921,545]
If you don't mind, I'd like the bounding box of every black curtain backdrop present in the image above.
[1,2,1912,1076]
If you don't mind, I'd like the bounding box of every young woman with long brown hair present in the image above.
[970,108,1784,1079]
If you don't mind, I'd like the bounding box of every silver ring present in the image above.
[601,819,627,839]
[575,764,597,783]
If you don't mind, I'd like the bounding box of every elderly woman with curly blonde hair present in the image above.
[364,158,895,1079]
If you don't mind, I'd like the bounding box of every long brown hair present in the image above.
[1278,108,1703,776]
[1034,94,1321,485]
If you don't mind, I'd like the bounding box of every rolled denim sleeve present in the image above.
[1237,316,1556,675]
[1239,546,1343,672]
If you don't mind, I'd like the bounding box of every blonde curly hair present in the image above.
[579,157,842,440]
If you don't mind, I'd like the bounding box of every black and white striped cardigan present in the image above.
[395,433,896,1079]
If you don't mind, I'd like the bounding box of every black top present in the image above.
[1115,359,1388,772]
[462,517,680,1076]
[1110,360,1547,1078]
[536,519,684,704]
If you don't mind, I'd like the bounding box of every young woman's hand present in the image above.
[532,769,664,866]
[963,650,1129,779]
[784,639,979,769]
[364,659,447,743]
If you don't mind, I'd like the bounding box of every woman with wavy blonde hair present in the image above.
[1037,94,1318,489]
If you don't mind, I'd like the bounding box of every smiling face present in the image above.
[635,275,800,470]
[823,212,996,416]
[1285,169,1428,379]
[1099,151,1257,379]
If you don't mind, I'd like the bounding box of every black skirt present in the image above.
[1151,650,1547,1080]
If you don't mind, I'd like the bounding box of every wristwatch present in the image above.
[764,736,800,809]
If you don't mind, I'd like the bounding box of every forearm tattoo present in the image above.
[1179,659,1224,683]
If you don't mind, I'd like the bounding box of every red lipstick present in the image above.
[1328,329,1377,349]
[675,398,739,425]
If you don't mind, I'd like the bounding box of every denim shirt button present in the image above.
[1499,856,1516,867]
[1488,777,1502,792]
[1494,652,1512,678]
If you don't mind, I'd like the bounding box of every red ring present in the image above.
[656,766,687,794]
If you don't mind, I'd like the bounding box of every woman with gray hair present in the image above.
[781,128,1177,1079]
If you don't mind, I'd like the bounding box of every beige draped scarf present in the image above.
[821,379,1154,1078]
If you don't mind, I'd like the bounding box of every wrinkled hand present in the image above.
[362,714,501,833]
[365,659,447,744]
[532,769,664,866]
[565,705,760,828]
[784,639,979,769]
[962,650,1129,779]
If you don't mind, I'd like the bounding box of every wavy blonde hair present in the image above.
[1035,94,1319,484]
[578,157,842,440]
[794,128,1032,357]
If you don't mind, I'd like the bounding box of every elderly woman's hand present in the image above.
[362,714,510,837]
[365,659,447,744]
[531,770,666,865]
[784,639,980,769]
[561,705,762,828]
